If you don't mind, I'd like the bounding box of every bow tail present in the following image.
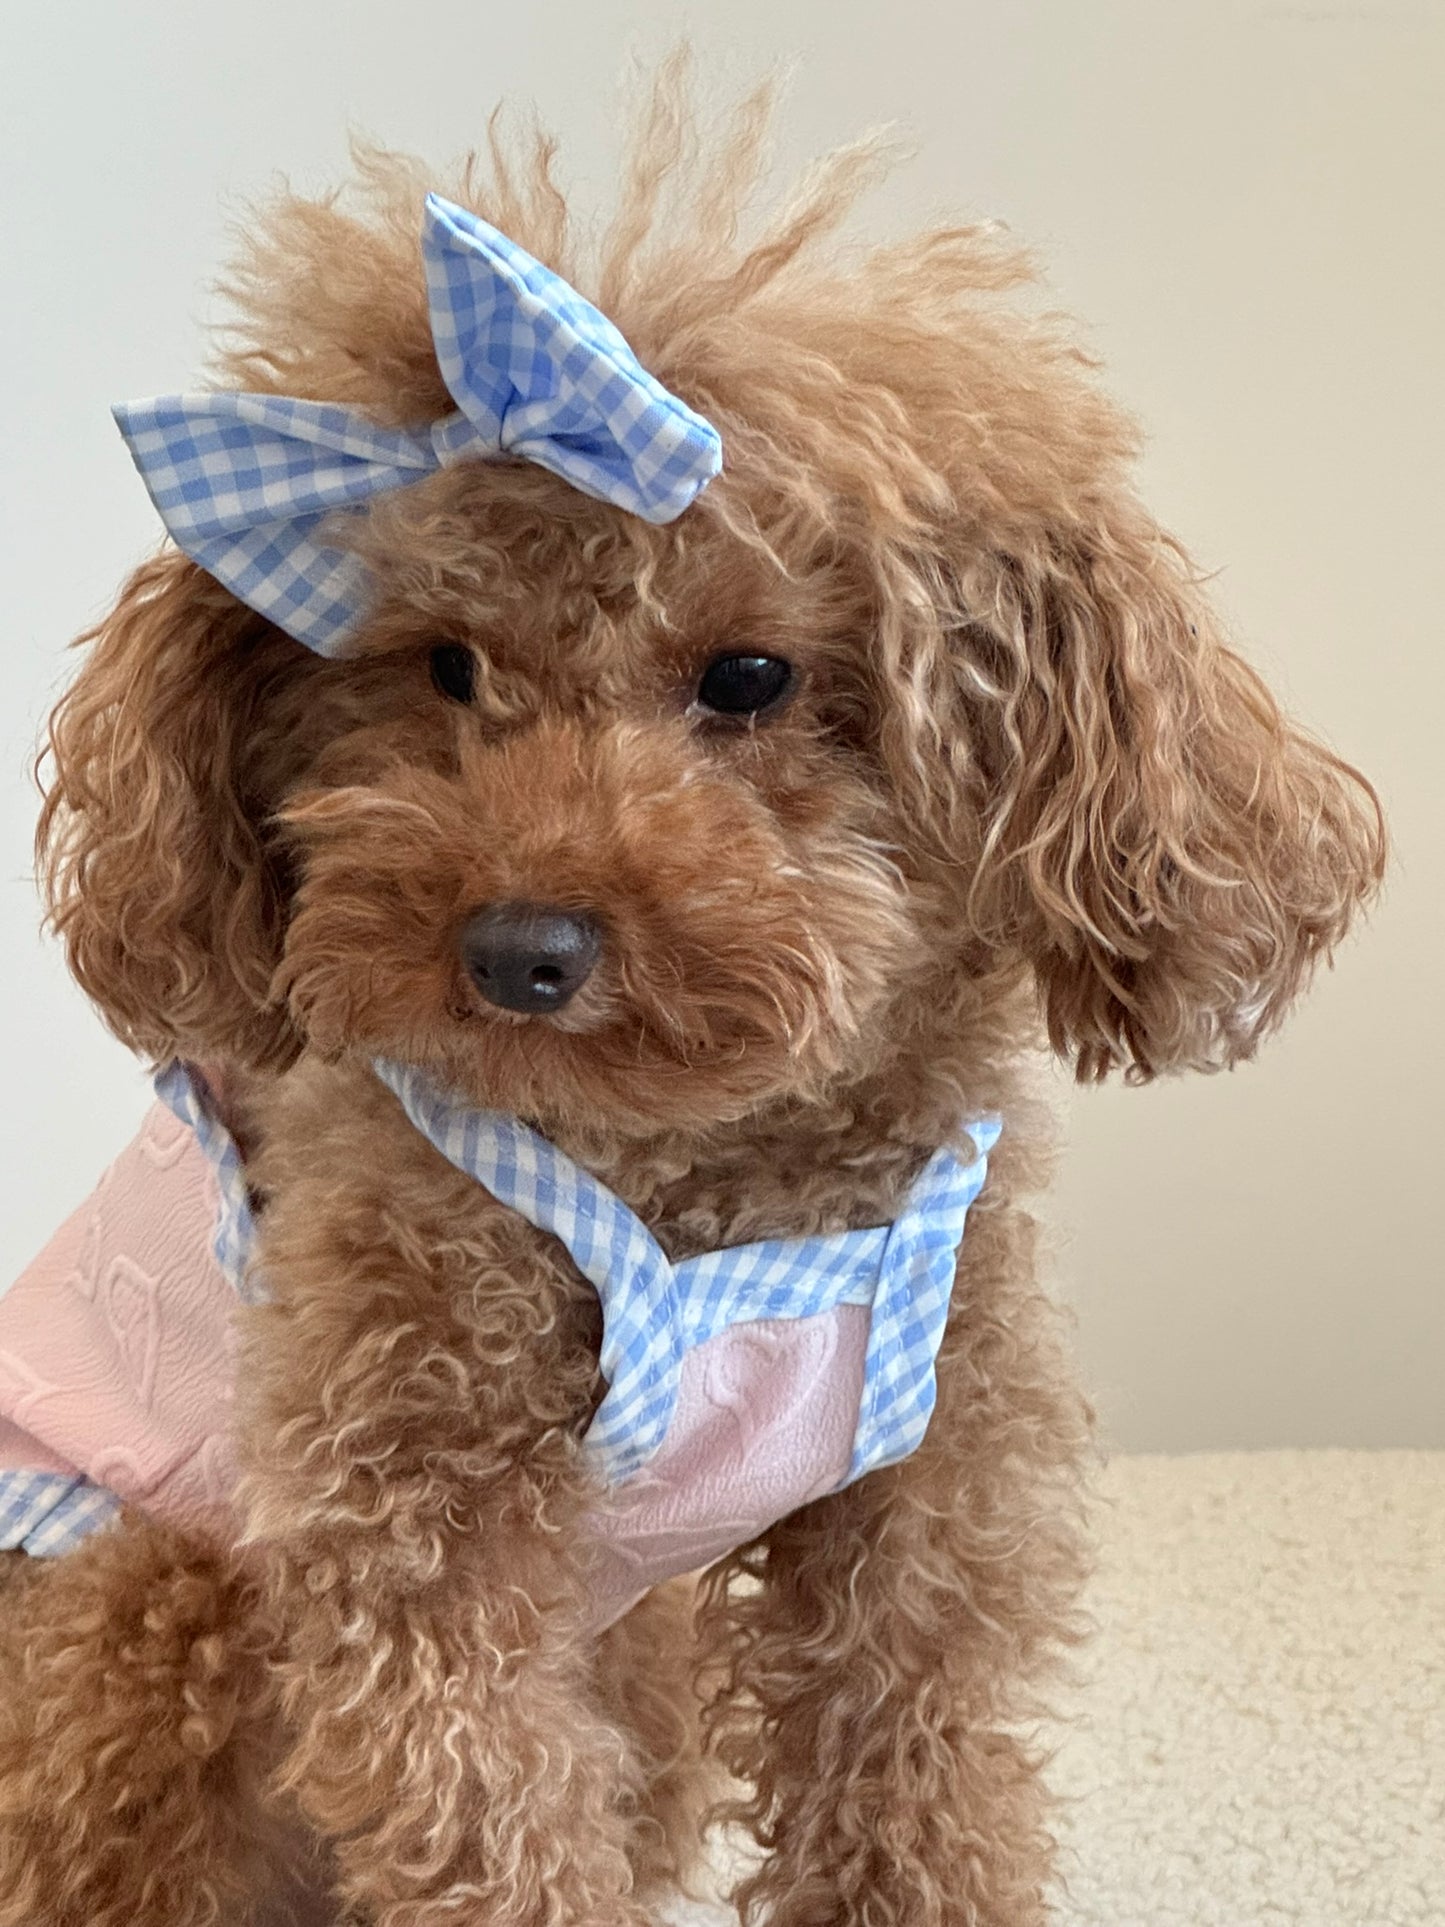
[184,514,373,657]
[113,393,441,654]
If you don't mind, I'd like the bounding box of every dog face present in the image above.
[39,112,1383,1138]
[268,477,921,1132]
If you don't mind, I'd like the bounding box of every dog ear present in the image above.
[38,548,306,1069]
[909,493,1385,1081]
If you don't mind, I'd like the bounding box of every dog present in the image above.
[0,68,1383,1927]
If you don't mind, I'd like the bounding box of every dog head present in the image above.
[40,83,1384,1139]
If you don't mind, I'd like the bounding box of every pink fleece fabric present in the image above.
[0,1105,863,1631]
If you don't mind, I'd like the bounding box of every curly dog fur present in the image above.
[3,62,1383,1927]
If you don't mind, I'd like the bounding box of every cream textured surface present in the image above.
[666,1451,1445,1927]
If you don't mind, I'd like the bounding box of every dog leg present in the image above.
[701,1201,1092,1927]
[0,1517,325,1927]
[594,1579,724,1906]
[257,1519,654,1927]
[240,1151,659,1927]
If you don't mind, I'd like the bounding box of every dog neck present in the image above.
[534,967,1033,1259]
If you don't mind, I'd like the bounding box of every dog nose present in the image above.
[460,902,602,1014]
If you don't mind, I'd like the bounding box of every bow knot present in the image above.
[114,195,723,656]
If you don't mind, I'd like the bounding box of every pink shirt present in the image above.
[0,1102,877,1630]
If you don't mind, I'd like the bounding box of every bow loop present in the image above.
[114,197,722,656]
[421,195,715,520]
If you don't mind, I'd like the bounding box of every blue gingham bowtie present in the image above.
[113,195,724,655]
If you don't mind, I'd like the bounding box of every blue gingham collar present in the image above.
[113,195,723,656]
[158,1058,1000,1486]
[371,1062,999,1484]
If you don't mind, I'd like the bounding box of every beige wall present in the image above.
[2,0,1439,1448]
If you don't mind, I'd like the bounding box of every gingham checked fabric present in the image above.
[0,1470,122,1556]
[372,1060,999,1486]
[0,1061,998,1555]
[153,1061,261,1302]
[847,1130,1001,1480]
[113,195,723,656]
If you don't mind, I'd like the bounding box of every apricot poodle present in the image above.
[0,67,1383,1927]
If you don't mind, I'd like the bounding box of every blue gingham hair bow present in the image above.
[113,195,724,655]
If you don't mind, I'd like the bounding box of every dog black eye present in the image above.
[429,644,476,704]
[697,654,792,716]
